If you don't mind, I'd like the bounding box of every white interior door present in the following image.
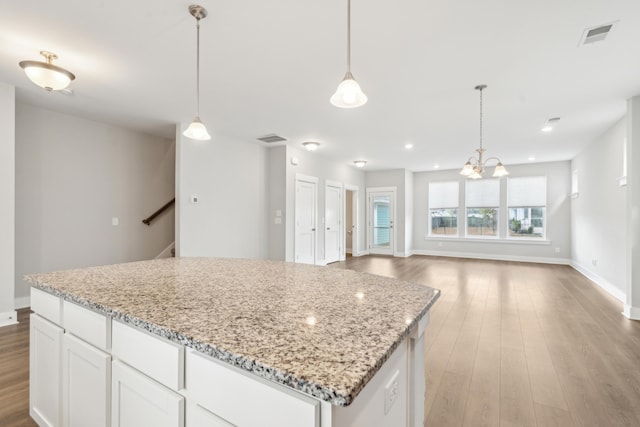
[367,189,395,255]
[295,175,317,264]
[325,181,342,264]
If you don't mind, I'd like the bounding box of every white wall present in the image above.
[625,96,640,317]
[571,118,628,301]
[404,169,414,256]
[365,169,409,256]
[267,146,286,260]
[15,104,175,306]
[176,129,268,259]
[0,83,16,326]
[285,146,366,263]
[412,161,572,263]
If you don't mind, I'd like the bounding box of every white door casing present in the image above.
[295,175,318,265]
[367,187,396,256]
[325,181,343,264]
[344,184,359,258]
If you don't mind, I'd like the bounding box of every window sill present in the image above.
[425,236,551,245]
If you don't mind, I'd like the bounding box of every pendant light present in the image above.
[330,0,367,108]
[459,85,508,179]
[183,5,211,141]
[19,51,75,92]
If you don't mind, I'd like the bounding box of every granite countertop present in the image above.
[26,257,440,406]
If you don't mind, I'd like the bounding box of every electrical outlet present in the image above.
[384,370,400,415]
[592,259,597,267]
[437,241,443,247]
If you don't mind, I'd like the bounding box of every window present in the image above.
[620,138,628,186]
[429,181,459,236]
[507,176,546,239]
[372,196,390,246]
[465,179,499,237]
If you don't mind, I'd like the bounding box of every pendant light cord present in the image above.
[196,16,201,118]
[347,0,351,73]
[479,86,483,151]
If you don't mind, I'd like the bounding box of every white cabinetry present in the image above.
[62,333,110,427]
[111,360,184,427]
[30,314,63,427]
[187,350,319,427]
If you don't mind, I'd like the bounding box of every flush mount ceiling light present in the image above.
[183,5,211,141]
[302,141,320,151]
[19,51,75,92]
[460,85,508,179]
[330,0,367,108]
[354,160,367,168]
[541,117,560,132]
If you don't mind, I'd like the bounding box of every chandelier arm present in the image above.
[482,156,503,166]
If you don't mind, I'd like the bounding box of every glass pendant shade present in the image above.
[19,52,75,92]
[460,161,474,176]
[183,118,211,141]
[493,162,509,177]
[331,72,368,108]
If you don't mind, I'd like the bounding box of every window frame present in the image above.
[428,181,460,238]
[464,179,500,239]
[506,176,547,240]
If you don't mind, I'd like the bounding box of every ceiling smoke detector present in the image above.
[579,22,615,46]
[257,134,287,144]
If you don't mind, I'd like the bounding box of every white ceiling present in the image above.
[1,0,639,172]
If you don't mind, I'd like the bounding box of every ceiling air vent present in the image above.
[257,134,287,144]
[579,23,615,46]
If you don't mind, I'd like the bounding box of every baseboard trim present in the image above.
[155,241,176,259]
[354,250,370,257]
[394,251,413,258]
[570,261,626,303]
[15,296,31,309]
[623,304,640,320]
[0,310,18,327]
[411,250,570,265]
[346,249,352,255]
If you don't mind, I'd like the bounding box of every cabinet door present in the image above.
[30,314,63,427]
[111,360,184,427]
[188,403,235,427]
[62,333,110,427]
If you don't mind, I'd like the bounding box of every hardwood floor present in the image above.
[2,256,639,426]
[336,255,640,427]
[0,308,36,427]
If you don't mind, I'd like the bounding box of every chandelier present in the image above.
[460,85,508,179]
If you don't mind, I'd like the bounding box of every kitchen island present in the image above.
[27,257,439,427]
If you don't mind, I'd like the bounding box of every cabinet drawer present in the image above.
[31,288,62,325]
[63,300,111,350]
[186,350,319,427]
[112,321,184,391]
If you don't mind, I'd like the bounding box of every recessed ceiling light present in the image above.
[354,160,367,168]
[434,164,440,169]
[302,141,320,151]
[528,156,536,161]
[405,143,414,150]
